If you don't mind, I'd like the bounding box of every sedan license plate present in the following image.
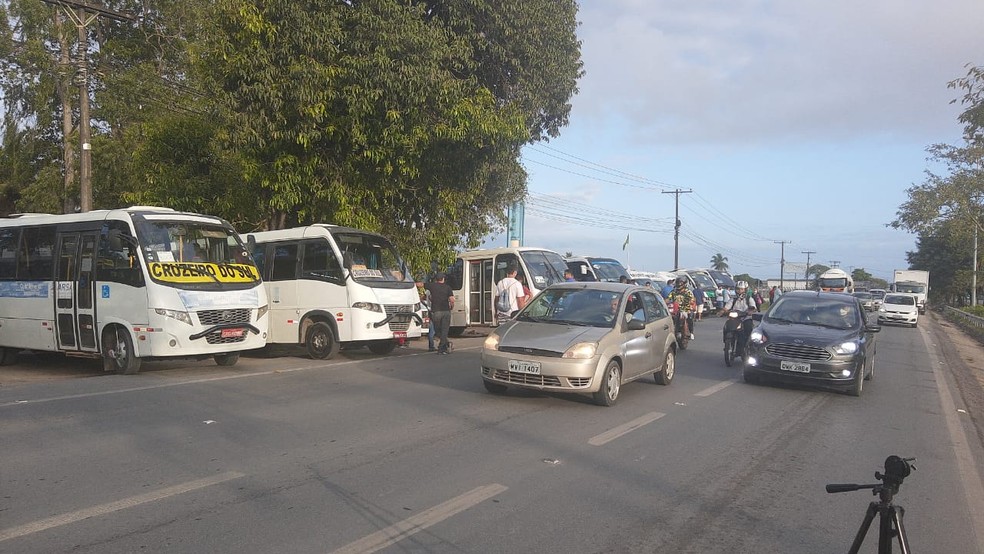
[508,360,541,375]
[220,328,245,338]
[780,360,811,373]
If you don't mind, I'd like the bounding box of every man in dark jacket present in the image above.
[425,273,455,354]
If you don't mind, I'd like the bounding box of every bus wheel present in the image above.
[306,322,339,360]
[213,352,240,366]
[367,340,396,355]
[102,326,141,375]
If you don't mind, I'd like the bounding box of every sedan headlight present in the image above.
[833,341,859,355]
[483,334,500,351]
[749,329,766,344]
[353,301,383,313]
[562,342,597,359]
[154,308,192,326]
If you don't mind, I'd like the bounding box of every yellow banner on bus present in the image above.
[149,262,260,284]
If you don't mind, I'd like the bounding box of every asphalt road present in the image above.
[1,314,982,553]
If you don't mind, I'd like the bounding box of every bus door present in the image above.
[54,231,99,353]
[468,259,495,325]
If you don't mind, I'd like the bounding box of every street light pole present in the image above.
[775,240,790,291]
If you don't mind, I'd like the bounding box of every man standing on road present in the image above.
[426,273,455,354]
[495,264,525,323]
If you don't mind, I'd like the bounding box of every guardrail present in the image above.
[941,306,984,347]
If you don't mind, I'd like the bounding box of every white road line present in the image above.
[922,326,984,548]
[330,484,508,554]
[0,471,244,542]
[694,378,739,397]
[588,411,666,446]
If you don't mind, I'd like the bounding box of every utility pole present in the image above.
[801,250,815,289]
[662,189,692,270]
[41,0,133,213]
[829,260,840,268]
[774,240,790,291]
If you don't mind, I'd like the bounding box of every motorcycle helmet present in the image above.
[675,277,689,288]
[736,280,749,290]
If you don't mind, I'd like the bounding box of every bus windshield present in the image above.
[135,218,260,286]
[521,250,568,289]
[818,277,849,289]
[334,231,413,288]
[688,271,717,290]
[895,283,925,294]
[590,258,629,282]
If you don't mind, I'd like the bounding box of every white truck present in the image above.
[892,269,929,314]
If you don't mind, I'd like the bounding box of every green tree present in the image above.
[852,268,873,283]
[709,253,728,271]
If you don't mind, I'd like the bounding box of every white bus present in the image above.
[446,246,568,334]
[246,225,424,358]
[0,207,268,373]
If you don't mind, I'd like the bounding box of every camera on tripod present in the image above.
[826,455,916,553]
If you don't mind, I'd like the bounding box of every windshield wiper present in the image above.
[553,319,591,326]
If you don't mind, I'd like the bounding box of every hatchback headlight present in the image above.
[155,308,192,326]
[353,301,383,313]
[749,329,766,344]
[483,334,500,351]
[562,342,597,359]
[833,341,859,355]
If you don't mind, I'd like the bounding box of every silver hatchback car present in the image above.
[481,282,677,406]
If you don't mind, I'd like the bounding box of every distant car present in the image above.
[878,293,919,327]
[868,288,886,310]
[743,290,880,396]
[852,291,876,311]
[481,282,677,406]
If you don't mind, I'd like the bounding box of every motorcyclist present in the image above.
[722,280,758,355]
[667,277,697,339]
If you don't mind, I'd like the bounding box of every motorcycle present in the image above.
[723,310,754,366]
[670,301,691,350]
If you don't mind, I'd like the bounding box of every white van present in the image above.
[248,225,424,358]
[564,256,631,282]
[446,247,568,334]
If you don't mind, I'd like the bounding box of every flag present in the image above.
[622,234,629,251]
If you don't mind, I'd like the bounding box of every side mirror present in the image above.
[627,318,646,331]
[107,229,122,251]
[752,313,764,322]
[246,234,256,252]
[865,323,881,333]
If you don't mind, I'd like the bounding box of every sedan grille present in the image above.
[488,369,563,387]
[498,346,564,358]
[384,304,414,332]
[765,343,832,361]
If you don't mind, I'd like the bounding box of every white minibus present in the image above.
[0,207,269,373]
[446,246,568,334]
[247,225,423,358]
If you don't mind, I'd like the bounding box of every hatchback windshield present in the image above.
[519,288,625,328]
[767,296,860,330]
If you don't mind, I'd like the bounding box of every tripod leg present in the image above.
[848,502,879,554]
[879,504,893,554]
[892,505,911,554]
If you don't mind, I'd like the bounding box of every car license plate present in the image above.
[220,328,245,338]
[780,360,810,373]
[508,360,541,375]
[393,331,407,339]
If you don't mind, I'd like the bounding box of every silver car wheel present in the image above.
[593,360,621,406]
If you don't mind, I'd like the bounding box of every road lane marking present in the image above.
[330,484,507,554]
[0,471,244,542]
[588,411,666,446]
[694,378,739,397]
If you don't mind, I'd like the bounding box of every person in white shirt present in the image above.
[495,265,525,323]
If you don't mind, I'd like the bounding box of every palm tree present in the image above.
[710,253,729,271]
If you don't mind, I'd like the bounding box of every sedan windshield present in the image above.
[767,296,860,330]
[519,288,623,328]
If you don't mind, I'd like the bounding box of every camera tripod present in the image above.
[826,455,916,554]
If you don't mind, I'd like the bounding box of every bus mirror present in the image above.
[108,229,122,250]
[246,234,256,252]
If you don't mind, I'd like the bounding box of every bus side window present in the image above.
[18,227,55,280]
[99,222,144,287]
[447,258,464,290]
[301,240,342,282]
[271,242,299,281]
[0,228,18,280]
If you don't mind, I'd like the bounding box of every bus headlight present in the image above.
[353,302,383,313]
[155,308,192,326]
[256,304,269,320]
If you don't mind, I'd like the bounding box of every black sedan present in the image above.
[742,290,879,396]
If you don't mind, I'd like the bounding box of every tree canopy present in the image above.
[0,0,583,272]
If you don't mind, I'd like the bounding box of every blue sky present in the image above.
[487,0,983,282]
